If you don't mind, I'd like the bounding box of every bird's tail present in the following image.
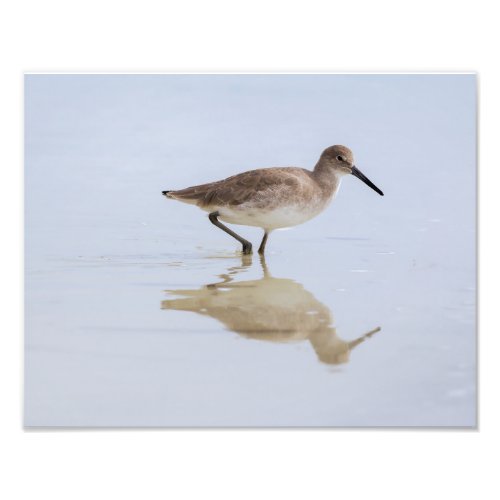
[162,185,212,206]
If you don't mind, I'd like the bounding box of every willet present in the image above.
[162,145,383,254]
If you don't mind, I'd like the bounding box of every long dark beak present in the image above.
[351,166,384,196]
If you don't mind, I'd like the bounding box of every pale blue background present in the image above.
[25,75,476,426]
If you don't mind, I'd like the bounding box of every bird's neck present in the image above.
[312,161,341,197]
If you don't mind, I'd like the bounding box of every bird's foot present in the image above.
[242,242,253,255]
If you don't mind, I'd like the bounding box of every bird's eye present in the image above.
[336,155,346,162]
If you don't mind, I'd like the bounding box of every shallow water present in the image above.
[25,75,476,427]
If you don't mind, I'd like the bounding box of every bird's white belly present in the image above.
[216,203,328,230]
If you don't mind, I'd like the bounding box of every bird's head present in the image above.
[319,145,384,196]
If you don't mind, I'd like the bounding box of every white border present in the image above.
[2,1,498,499]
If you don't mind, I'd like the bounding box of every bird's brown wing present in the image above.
[169,168,304,208]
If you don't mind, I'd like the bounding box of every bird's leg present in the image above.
[258,231,269,255]
[208,212,253,254]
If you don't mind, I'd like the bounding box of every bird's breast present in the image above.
[217,195,334,230]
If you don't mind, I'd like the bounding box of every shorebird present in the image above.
[162,145,383,254]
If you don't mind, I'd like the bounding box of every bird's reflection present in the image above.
[161,256,380,365]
